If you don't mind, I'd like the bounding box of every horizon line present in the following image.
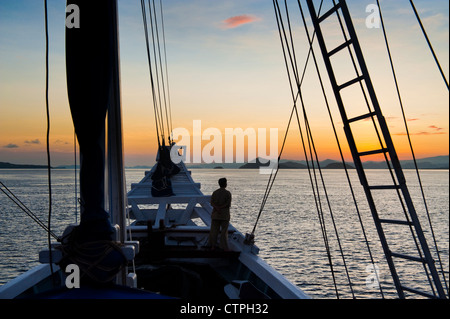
[1,154,448,168]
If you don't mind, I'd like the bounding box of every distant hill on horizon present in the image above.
[240,159,307,169]
[0,162,49,169]
[238,155,448,170]
[362,155,449,169]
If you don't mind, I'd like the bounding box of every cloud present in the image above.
[362,116,397,122]
[393,124,446,136]
[24,139,41,144]
[221,15,261,29]
[416,131,445,135]
[393,131,446,136]
[3,143,19,149]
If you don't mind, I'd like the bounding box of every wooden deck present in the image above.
[127,161,213,227]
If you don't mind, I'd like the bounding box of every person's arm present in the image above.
[211,192,220,209]
[211,191,231,209]
[224,192,231,209]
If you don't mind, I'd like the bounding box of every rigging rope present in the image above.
[74,130,78,224]
[263,0,345,297]
[258,0,363,298]
[140,0,174,147]
[409,0,449,90]
[158,0,174,143]
[376,0,449,295]
[0,181,59,240]
[151,0,171,144]
[141,0,162,147]
[44,0,55,278]
[148,0,166,142]
[291,0,355,297]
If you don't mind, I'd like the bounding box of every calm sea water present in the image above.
[0,168,448,299]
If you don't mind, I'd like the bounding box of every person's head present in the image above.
[218,178,227,188]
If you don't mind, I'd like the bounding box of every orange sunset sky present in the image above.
[0,1,448,167]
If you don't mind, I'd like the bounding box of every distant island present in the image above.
[0,162,49,169]
[238,155,448,170]
[323,162,355,169]
[239,158,354,169]
[240,159,306,169]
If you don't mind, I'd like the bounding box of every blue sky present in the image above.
[0,0,448,166]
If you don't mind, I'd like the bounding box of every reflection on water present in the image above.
[0,168,448,298]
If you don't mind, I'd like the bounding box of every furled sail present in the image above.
[66,0,116,240]
[64,0,126,283]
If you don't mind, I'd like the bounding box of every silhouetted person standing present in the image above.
[209,178,231,250]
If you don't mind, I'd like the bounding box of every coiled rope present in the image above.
[58,227,127,284]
